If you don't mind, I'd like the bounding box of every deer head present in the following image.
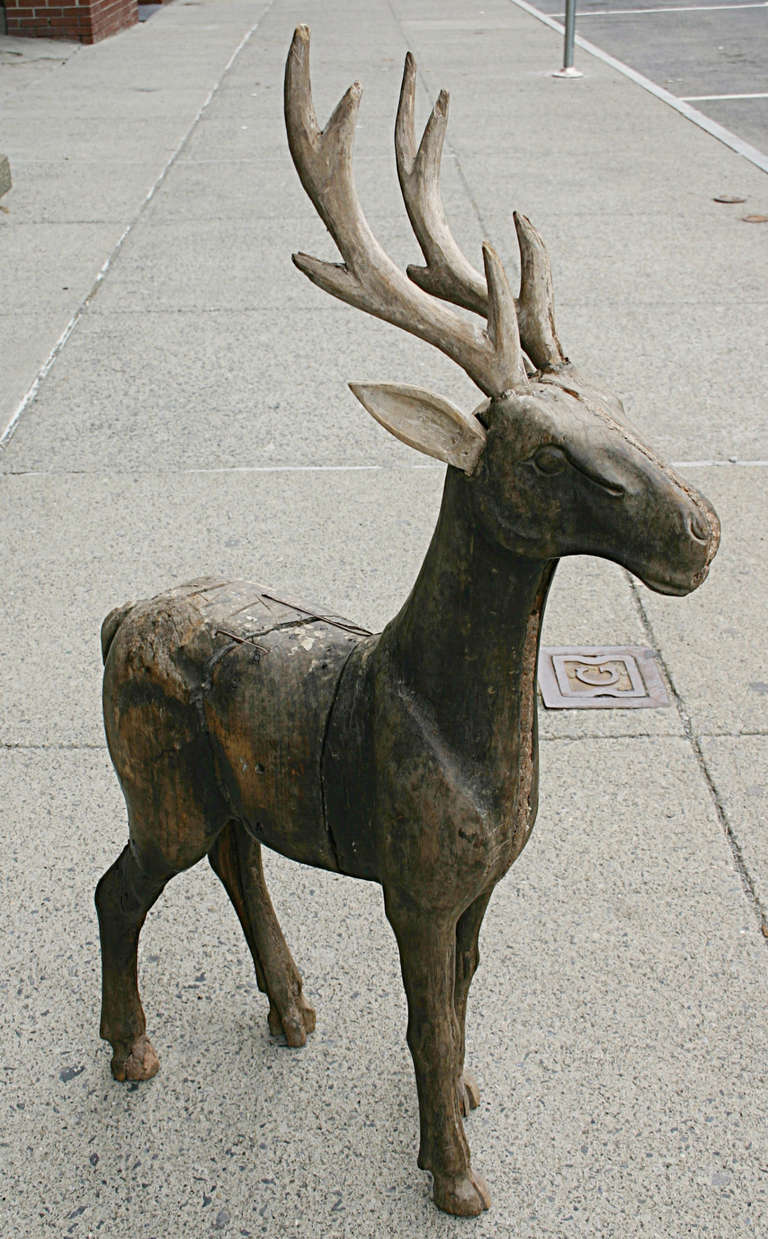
[285,27,720,595]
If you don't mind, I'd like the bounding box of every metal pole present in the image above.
[553,0,583,78]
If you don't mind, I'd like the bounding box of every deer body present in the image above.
[102,579,361,876]
[95,28,720,1218]
[102,482,548,895]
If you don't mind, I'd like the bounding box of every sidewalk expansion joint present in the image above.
[384,0,493,240]
[540,731,679,742]
[0,742,106,751]
[627,573,768,945]
[699,729,768,738]
[1,463,443,478]
[4,461,767,481]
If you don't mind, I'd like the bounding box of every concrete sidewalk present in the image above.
[1,0,766,1235]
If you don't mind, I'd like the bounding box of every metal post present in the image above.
[553,0,584,78]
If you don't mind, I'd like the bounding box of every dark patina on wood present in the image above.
[96,28,721,1218]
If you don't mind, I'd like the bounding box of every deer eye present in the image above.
[533,445,568,475]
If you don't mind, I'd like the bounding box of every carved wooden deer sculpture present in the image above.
[96,27,720,1217]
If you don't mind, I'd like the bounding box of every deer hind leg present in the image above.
[454,888,493,1117]
[384,892,490,1217]
[209,821,315,1047]
[95,842,172,1082]
[96,775,225,1084]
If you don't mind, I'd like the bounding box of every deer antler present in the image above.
[395,53,568,374]
[284,26,527,399]
[514,211,569,373]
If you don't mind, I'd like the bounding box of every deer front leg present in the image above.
[454,888,493,1117]
[384,892,491,1217]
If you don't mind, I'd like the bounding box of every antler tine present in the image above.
[484,241,522,364]
[514,212,568,372]
[394,51,568,374]
[284,26,526,399]
[396,53,488,318]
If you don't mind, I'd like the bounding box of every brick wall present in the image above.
[5,0,139,43]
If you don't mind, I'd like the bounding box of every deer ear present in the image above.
[349,382,486,473]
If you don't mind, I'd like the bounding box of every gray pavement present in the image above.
[1,0,767,1235]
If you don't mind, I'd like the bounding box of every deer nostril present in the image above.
[688,512,710,543]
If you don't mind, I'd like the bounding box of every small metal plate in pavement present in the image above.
[538,646,669,709]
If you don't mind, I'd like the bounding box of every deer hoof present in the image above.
[110,1034,159,1082]
[457,1070,481,1116]
[267,994,316,1047]
[433,1169,491,1216]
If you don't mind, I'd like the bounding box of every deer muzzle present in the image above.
[638,478,720,596]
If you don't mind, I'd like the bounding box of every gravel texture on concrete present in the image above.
[1,0,766,1235]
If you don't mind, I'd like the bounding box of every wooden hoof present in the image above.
[433,1170,491,1217]
[267,995,316,1047]
[457,1070,481,1116]
[110,1033,160,1082]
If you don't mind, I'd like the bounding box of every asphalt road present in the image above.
[532,0,768,155]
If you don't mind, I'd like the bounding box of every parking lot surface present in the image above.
[529,0,768,156]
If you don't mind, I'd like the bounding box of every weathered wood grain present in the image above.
[95,29,721,1220]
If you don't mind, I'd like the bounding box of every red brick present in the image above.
[9,0,138,41]
[43,16,85,30]
[96,3,137,23]
[103,0,136,19]
[93,1,134,22]
[96,16,138,40]
[92,6,125,22]
[86,8,137,41]
[91,6,132,27]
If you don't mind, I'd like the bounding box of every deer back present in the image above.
[102,577,366,872]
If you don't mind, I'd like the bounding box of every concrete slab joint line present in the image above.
[0,1,277,453]
[507,0,768,173]
[627,577,768,941]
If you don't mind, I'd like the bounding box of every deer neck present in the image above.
[380,468,556,768]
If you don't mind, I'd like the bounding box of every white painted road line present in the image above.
[682,92,768,101]
[558,3,768,14]
[181,459,768,471]
[510,0,768,173]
